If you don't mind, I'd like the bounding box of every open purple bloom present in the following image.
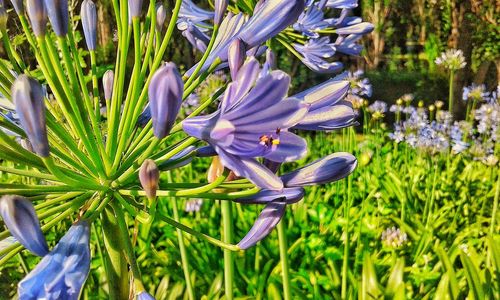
[293,1,330,38]
[177,19,210,52]
[234,187,305,205]
[18,220,91,299]
[334,34,363,55]
[292,79,356,130]
[179,0,214,26]
[148,62,184,139]
[183,58,309,190]
[281,152,357,187]
[0,195,49,257]
[293,37,343,73]
[81,0,97,50]
[237,200,286,250]
[44,0,68,36]
[12,75,50,157]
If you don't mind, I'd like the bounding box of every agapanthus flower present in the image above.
[179,0,214,27]
[26,0,48,37]
[291,79,356,130]
[81,0,97,50]
[293,1,331,38]
[137,291,156,300]
[18,221,91,299]
[293,37,343,73]
[367,100,387,114]
[435,49,466,70]
[389,126,405,143]
[326,0,359,9]
[345,70,372,97]
[44,0,69,36]
[381,226,408,248]
[183,57,309,190]
[0,195,49,256]
[177,19,210,52]
[185,199,203,213]
[462,84,489,102]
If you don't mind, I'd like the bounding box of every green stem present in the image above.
[448,70,454,115]
[101,205,130,300]
[277,217,292,300]
[490,173,500,235]
[222,200,235,300]
[172,198,196,300]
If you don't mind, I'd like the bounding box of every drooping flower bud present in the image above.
[81,0,97,50]
[137,291,156,300]
[281,152,357,187]
[10,0,24,15]
[0,195,49,257]
[0,0,7,30]
[44,0,69,36]
[26,0,48,37]
[102,70,114,100]
[155,3,166,31]
[148,62,183,139]
[228,38,245,79]
[12,75,49,157]
[213,0,228,26]
[237,201,286,250]
[128,0,143,19]
[139,159,159,199]
[18,220,91,299]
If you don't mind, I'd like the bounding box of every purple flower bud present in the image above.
[155,3,166,31]
[281,152,357,187]
[12,75,49,157]
[148,62,183,139]
[139,159,159,199]
[102,70,114,100]
[18,220,91,299]
[10,0,24,15]
[335,22,374,35]
[238,0,306,48]
[213,0,228,26]
[237,201,286,249]
[44,0,68,36]
[158,146,196,171]
[128,0,143,19]
[137,291,156,300]
[0,195,49,257]
[26,0,48,37]
[228,38,246,79]
[81,0,97,50]
[196,145,217,157]
[265,49,276,70]
[234,187,304,204]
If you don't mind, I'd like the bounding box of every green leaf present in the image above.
[460,252,485,300]
[361,253,382,300]
[385,258,405,299]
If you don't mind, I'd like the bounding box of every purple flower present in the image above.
[334,34,363,56]
[183,58,309,190]
[18,221,91,300]
[179,0,214,26]
[27,0,48,37]
[335,22,374,35]
[12,75,50,157]
[148,62,184,139]
[0,195,49,257]
[293,37,343,73]
[156,3,167,31]
[44,0,68,36]
[128,0,143,19]
[228,38,246,79]
[325,0,358,9]
[137,291,156,300]
[214,0,228,26]
[238,0,306,47]
[281,152,357,187]
[367,101,387,114]
[184,199,203,213]
[237,200,286,249]
[234,188,305,204]
[293,2,329,38]
[103,70,114,100]
[81,0,97,50]
[292,79,355,130]
[177,19,210,52]
[158,146,197,171]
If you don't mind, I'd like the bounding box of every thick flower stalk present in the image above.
[0,0,364,298]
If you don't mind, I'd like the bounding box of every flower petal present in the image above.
[264,131,308,162]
